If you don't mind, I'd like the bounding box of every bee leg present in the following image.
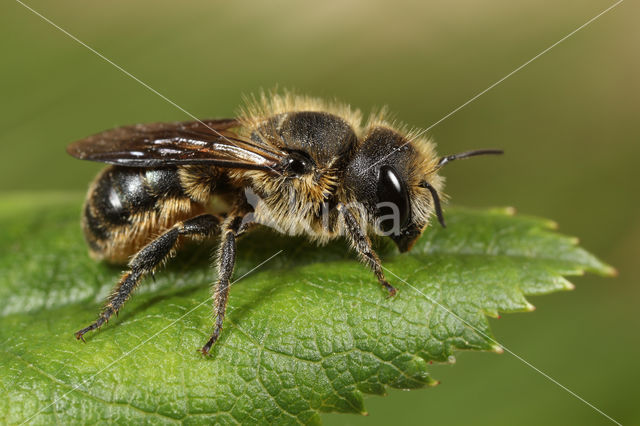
[338,204,397,297]
[75,214,220,342]
[200,215,250,356]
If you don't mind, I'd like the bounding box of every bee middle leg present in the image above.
[200,214,252,355]
[75,214,220,342]
[338,204,397,297]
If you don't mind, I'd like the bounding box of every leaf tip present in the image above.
[491,344,504,354]
[525,302,536,312]
[485,309,500,318]
[561,278,576,290]
[490,206,517,216]
[547,219,560,230]
[604,265,618,277]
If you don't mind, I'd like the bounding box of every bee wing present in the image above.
[66,119,285,171]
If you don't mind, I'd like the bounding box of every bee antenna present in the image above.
[420,181,446,228]
[437,149,503,168]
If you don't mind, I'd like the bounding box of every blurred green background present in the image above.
[1,0,638,424]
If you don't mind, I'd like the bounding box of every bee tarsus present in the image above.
[338,203,398,296]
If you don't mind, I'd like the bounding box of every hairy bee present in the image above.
[67,93,501,355]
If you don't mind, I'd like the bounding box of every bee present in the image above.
[67,93,502,355]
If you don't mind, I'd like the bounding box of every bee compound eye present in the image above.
[288,158,307,175]
[285,150,313,175]
[376,165,410,232]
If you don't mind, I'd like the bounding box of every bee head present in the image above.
[345,126,502,252]
[343,127,440,252]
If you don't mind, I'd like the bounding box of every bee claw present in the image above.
[380,281,397,298]
[74,330,87,343]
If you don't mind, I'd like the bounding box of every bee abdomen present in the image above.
[83,166,206,263]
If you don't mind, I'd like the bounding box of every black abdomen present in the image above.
[83,166,205,262]
[87,166,184,225]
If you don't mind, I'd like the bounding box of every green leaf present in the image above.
[0,193,613,425]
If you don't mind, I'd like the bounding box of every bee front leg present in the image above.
[200,214,251,356]
[338,204,397,297]
[75,214,220,342]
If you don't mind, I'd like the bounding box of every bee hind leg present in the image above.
[75,214,220,342]
[338,204,397,297]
